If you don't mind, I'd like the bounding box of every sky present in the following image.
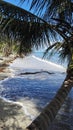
[4,0,45,16]
[4,0,32,11]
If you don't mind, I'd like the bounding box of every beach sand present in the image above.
[0,56,31,129]
[0,98,32,130]
[9,55,66,73]
[0,55,18,80]
[0,55,66,130]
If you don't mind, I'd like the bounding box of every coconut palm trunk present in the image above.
[25,60,73,130]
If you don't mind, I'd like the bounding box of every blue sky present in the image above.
[4,0,31,11]
[4,0,45,16]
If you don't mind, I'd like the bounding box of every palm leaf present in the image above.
[23,0,73,23]
[1,1,66,55]
[0,1,72,57]
[43,39,72,65]
[0,1,52,54]
[43,42,62,58]
[59,42,71,64]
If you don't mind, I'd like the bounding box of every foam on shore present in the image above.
[0,96,35,121]
[0,97,33,129]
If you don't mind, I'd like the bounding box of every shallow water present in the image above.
[0,73,66,106]
[0,72,73,129]
[0,55,73,129]
[0,72,66,119]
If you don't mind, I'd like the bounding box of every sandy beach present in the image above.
[0,55,67,130]
[0,56,33,129]
[0,98,33,130]
[9,55,66,73]
[0,56,17,80]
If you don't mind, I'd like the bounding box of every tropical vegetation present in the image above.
[0,0,73,130]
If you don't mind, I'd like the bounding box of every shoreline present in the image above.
[0,55,66,130]
[0,97,32,130]
[0,55,42,129]
[0,56,31,129]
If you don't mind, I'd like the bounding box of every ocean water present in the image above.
[0,73,66,105]
[33,51,67,68]
[0,52,73,129]
[0,52,66,107]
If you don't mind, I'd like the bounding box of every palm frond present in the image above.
[0,0,72,61]
[59,42,71,64]
[52,18,73,38]
[1,1,67,55]
[43,42,63,58]
[23,0,73,24]
[20,0,72,40]
[44,0,73,22]
[0,1,52,54]
[0,0,44,23]
[43,39,72,65]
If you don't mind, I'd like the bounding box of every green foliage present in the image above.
[26,0,73,23]
[44,36,73,66]
[0,0,73,66]
[0,1,55,55]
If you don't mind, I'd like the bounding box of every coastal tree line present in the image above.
[0,0,73,130]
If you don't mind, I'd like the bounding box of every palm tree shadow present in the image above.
[48,96,73,130]
[2,118,23,130]
[2,117,23,130]
[0,98,27,130]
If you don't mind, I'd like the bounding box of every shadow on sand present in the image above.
[0,98,31,130]
[48,96,73,130]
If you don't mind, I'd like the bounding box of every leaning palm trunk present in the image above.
[25,63,73,130]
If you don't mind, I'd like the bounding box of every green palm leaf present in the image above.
[0,1,72,57]
[43,42,62,58]
[1,1,67,55]
[0,1,52,54]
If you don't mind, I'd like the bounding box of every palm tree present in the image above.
[24,1,73,129]
[0,0,53,56]
[25,37,73,130]
[0,0,73,130]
